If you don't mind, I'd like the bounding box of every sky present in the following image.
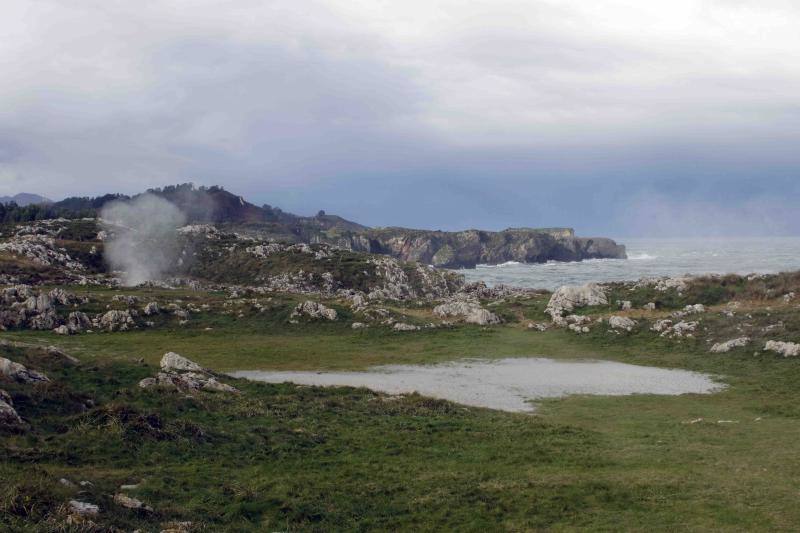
[1,0,800,237]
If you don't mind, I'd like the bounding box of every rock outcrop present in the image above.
[710,337,750,353]
[0,389,23,426]
[0,356,49,383]
[290,301,337,321]
[139,352,239,393]
[546,283,608,318]
[764,340,800,357]
[608,316,636,332]
[433,301,501,325]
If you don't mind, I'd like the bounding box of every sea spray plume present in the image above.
[100,194,187,285]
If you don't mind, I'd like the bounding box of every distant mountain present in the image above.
[0,193,52,206]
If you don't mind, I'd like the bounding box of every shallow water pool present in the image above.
[231,357,723,412]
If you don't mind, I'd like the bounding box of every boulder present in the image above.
[0,357,49,383]
[113,493,152,511]
[290,301,337,321]
[608,316,637,331]
[393,322,420,331]
[568,324,590,333]
[139,371,239,394]
[0,389,23,426]
[658,320,698,338]
[139,352,239,393]
[433,301,501,325]
[66,311,92,333]
[527,322,549,331]
[764,340,800,357]
[651,319,672,332]
[97,310,135,332]
[351,322,367,330]
[710,337,751,353]
[160,352,203,372]
[142,302,160,316]
[53,325,71,335]
[546,283,607,318]
[68,500,99,516]
[673,304,706,318]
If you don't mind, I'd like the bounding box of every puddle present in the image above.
[231,357,723,412]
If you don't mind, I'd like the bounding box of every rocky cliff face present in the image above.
[323,227,626,269]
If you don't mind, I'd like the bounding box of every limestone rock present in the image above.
[527,322,549,331]
[67,311,92,333]
[710,337,751,353]
[69,500,99,516]
[143,302,160,316]
[655,320,698,338]
[0,390,23,426]
[114,493,152,511]
[608,316,637,331]
[673,304,706,318]
[140,352,239,393]
[433,301,501,325]
[546,283,607,318]
[96,310,135,332]
[160,352,203,372]
[393,322,420,331]
[290,301,337,321]
[0,357,49,383]
[764,340,800,357]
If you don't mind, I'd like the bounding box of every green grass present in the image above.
[5,284,800,530]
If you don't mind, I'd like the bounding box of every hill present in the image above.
[0,193,51,206]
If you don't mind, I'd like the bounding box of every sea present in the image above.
[460,237,800,290]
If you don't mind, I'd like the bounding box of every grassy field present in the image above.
[3,284,800,530]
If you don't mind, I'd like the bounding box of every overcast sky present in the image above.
[2,0,800,236]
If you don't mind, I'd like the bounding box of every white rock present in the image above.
[69,500,99,516]
[393,322,420,331]
[160,352,203,372]
[290,301,337,321]
[433,301,501,325]
[608,316,637,331]
[114,493,152,511]
[546,283,607,318]
[764,340,800,357]
[351,322,367,330]
[710,337,751,353]
[0,357,49,383]
[0,390,22,426]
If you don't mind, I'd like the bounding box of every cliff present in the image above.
[318,227,626,269]
[24,184,625,269]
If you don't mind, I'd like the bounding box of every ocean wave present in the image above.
[476,261,522,268]
[628,253,657,261]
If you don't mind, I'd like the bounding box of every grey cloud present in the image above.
[1,1,799,237]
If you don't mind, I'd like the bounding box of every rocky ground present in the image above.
[3,218,800,530]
